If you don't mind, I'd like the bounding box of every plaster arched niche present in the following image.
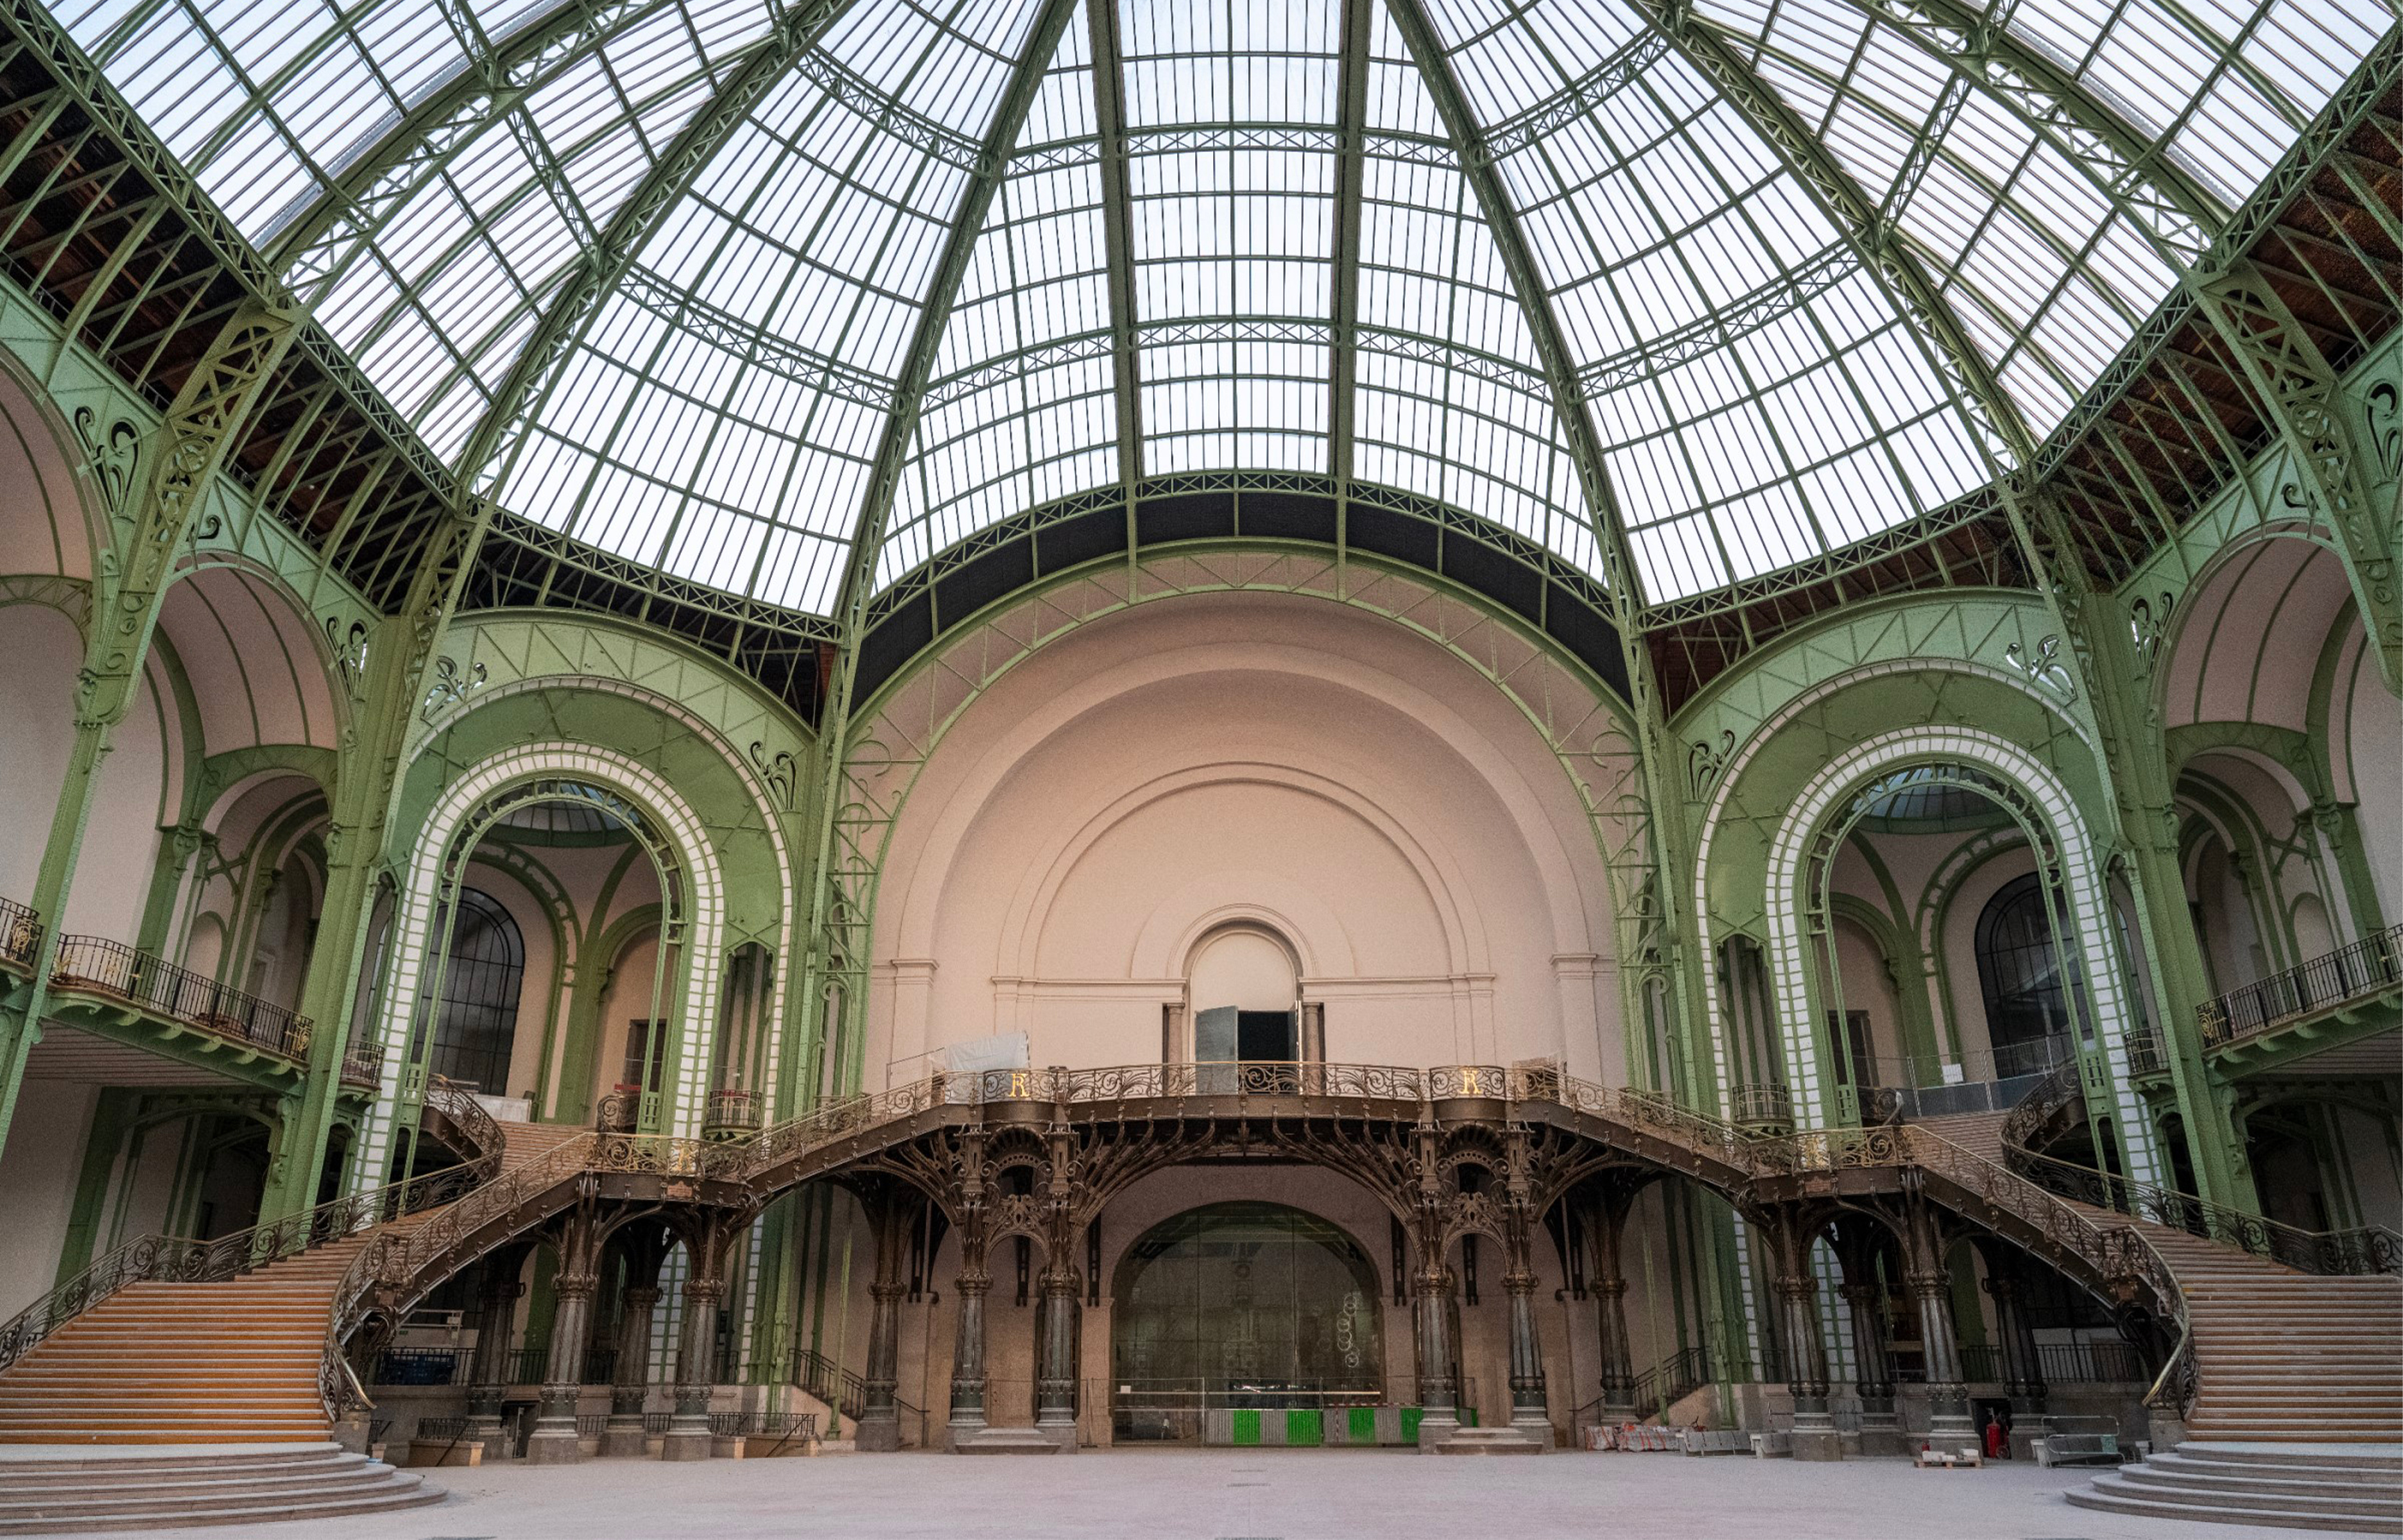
[868,592,1619,1085]
[1185,924,1300,1014]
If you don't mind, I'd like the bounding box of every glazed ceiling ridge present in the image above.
[51,0,2384,614]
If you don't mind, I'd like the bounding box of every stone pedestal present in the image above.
[1790,1417,1845,1462]
[1433,1426,1544,1454]
[598,1424,650,1459]
[660,1427,715,1462]
[952,1426,1063,1455]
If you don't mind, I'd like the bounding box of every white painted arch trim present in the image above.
[352,744,730,1187]
[1751,726,2161,1184]
[411,675,797,1111]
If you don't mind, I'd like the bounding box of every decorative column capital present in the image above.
[956,1271,992,1298]
[1838,1282,1878,1306]
[1592,1276,1628,1300]
[622,1285,660,1312]
[1773,1274,1816,1303]
[1413,1263,1452,1297]
[1904,1270,1951,1299]
[869,1280,911,1304]
[682,1275,726,1307]
[553,1270,600,1302]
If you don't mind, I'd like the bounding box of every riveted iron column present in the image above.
[662,1270,727,1460]
[858,1280,908,1451]
[1909,1266,1974,1442]
[1591,1194,1636,1422]
[1775,1270,1839,1459]
[1906,1199,1973,1444]
[1035,1263,1081,1445]
[526,1269,599,1464]
[601,1284,662,1457]
[1983,1262,2049,1428]
[1839,1282,1900,1453]
[464,1251,528,1459]
[1413,1257,1458,1450]
[947,1270,991,1448]
[1504,1263,1549,1442]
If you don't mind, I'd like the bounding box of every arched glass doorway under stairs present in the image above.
[1111,1202,1382,1443]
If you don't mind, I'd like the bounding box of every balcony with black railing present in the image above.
[2198,922,2403,1056]
[45,933,377,1090]
[0,896,41,974]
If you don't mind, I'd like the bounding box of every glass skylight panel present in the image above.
[885,0,1119,589]
[2001,0,2379,208]
[495,0,1037,611]
[1422,0,1992,601]
[1695,0,2186,443]
[1352,4,1581,561]
[1120,0,1340,475]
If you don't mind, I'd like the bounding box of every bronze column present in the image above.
[662,1268,727,1460]
[526,1268,599,1464]
[1908,1203,1974,1444]
[463,1249,527,1459]
[1035,1260,1081,1446]
[1413,1254,1458,1450]
[601,1283,661,1457]
[1591,1196,1636,1422]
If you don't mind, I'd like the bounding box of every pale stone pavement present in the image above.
[34,1448,2323,1540]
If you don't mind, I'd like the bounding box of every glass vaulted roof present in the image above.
[60,0,2381,615]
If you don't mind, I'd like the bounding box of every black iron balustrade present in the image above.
[0,896,40,972]
[506,1340,550,1385]
[2123,1023,2169,1078]
[703,1087,760,1137]
[1728,1082,1793,1130]
[341,1036,384,1088]
[50,933,313,1064]
[2198,922,2403,1050]
[2004,1143,2402,1277]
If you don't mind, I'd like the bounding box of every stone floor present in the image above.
[43,1448,2317,1540]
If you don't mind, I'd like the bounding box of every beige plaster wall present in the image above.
[869,593,1618,1084]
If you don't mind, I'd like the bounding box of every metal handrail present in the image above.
[0,896,40,971]
[50,933,313,1063]
[2006,1145,2402,1276]
[0,1075,504,1379]
[2198,921,2403,1048]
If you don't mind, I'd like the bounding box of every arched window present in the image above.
[1974,874,2076,1070]
[430,888,524,1095]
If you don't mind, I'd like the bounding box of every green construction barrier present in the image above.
[1348,1406,1377,1443]
[1400,1407,1422,1443]
[1287,1408,1323,1446]
[1231,1409,1261,1445]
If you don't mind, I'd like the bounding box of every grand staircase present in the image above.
[0,1241,370,1445]
[0,1446,436,1534]
[1922,1101,2403,1532]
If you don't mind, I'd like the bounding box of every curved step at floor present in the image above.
[0,1444,443,1534]
[2067,1444,2403,1535]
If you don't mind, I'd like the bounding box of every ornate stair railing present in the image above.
[0,1075,505,1378]
[2198,921,2403,1050]
[2006,1145,2403,1276]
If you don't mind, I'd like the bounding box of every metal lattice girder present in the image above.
[2194,260,2402,682]
[458,0,865,500]
[270,0,671,300]
[1833,0,2225,257]
[801,0,1092,1079]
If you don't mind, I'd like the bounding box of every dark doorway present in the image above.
[1237,1010,1296,1061]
